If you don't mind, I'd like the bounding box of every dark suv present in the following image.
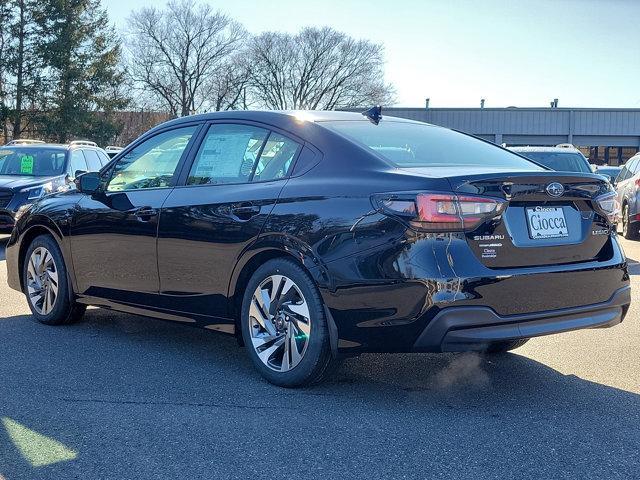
[0,141,110,231]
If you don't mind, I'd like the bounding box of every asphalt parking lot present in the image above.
[0,234,638,480]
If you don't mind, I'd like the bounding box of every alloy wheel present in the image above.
[248,275,311,372]
[623,205,629,237]
[26,247,59,315]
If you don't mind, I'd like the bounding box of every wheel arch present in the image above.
[227,238,332,341]
[17,220,66,291]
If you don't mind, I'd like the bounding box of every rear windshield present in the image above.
[0,147,66,176]
[515,151,591,173]
[322,121,542,170]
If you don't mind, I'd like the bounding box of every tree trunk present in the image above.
[11,0,25,139]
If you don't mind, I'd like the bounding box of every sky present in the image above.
[103,0,640,108]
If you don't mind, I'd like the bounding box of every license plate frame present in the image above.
[525,206,569,239]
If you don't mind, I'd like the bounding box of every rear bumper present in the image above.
[413,286,631,352]
[319,232,630,354]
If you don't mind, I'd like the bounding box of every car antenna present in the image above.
[362,105,382,125]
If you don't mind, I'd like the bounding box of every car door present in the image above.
[156,121,302,323]
[70,124,201,305]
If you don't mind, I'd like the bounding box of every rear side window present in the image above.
[187,124,268,185]
[322,121,542,170]
[83,149,102,171]
[252,133,300,182]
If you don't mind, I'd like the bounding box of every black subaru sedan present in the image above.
[5,111,629,386]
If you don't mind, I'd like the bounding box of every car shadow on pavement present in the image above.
[1,307,639,479]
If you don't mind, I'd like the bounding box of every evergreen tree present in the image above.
[34,0,128,143]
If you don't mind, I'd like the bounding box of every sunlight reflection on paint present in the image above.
[1,417,77,467]
[292,111,315,123]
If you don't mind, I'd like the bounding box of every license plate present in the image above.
[526,206,568,239]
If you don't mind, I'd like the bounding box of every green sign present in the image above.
[20,155,34,174]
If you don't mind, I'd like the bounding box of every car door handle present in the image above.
[231,203,261,220]
[134,206,158,221]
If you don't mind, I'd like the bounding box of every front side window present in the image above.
[96,150,110,166]
[322,120,543,170]
[187,124,269,185]
[0,147,66,176]
[69,150,88,176]
[83,149,102,171]
[107,126,197,192]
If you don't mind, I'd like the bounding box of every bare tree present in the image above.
[249,26,395,110]
[125,0,246,116]
[204,49,252,111]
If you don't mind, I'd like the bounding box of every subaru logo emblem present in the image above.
[546,182,565,197]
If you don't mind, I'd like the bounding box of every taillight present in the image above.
[635,178,640,188]
[594,191,619,224]
[373,192,506,232]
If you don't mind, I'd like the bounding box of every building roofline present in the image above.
[383,107,640,112]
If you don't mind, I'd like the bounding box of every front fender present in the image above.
[8,211,76,294]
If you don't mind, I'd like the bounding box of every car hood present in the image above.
[0,175,63,191]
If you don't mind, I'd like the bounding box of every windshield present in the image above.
[515,151,591,173]
[0,147,66,176]
[322,121,543,170]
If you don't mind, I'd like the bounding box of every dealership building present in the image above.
[381,107,640,165]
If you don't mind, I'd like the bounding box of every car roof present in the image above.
[1,143,103,151]
[2,143,68,150]
[148,109,424,134]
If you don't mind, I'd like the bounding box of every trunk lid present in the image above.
[445,171,614,268]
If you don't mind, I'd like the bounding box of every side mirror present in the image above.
[74,169,87,179]
[74,171,101,194]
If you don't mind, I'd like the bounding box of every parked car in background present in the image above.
[5,111,627,386]
[615,152,640,239]
[510,145,592,173]
[105,145,124,158]
[0,140,110,232]
[594,165,622,184]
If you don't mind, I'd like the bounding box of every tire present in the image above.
[240,258,335,387]
[23,234,86,325]
[622,204,640,240]
[484,338,529,354]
